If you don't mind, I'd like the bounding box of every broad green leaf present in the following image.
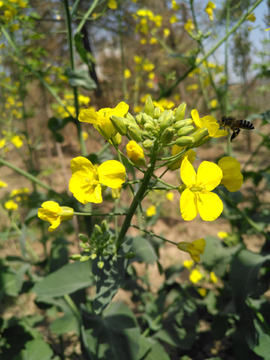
[49,237,69,273]
[16,263,31,292]
[18,338,53,360]
[253,320,270,360]
[231,329,262,360]
[66,68,96,90]
[129,236,158,264]
[142,340,170,360]
[0,264,18,300]
[93,238,132,314]
[201,236,241,277]
[80,302,140,360]
[33,260,94,297]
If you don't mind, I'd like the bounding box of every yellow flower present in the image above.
[126,140,146,166]
[210,99,218,108]
[183,259,194,269]
[218,157,243,192]
[198,288,207,297]
[153,15,162,27]
[148,72,155,80]
[38,201,74,232]
[191,109,227,138]
[4,199,18,210]
[171,0,180,10]
[142,61,155,72]
[246,13,256,22]
[11,135,23,148]
[184,19,195,32]
[205,1,216,21]
[124,69,131,79]
[265,23,270,31]
[10,23,19,31]
[108,0,117,10]
[155,98,175,110]
[169,147,196,171]
[186,84,198,91]
[166,192,174,201]
[140,38,147,44]
[180,157,223,221]
[149,37,158,44]
[146,205,156,217]
[82,131,89,140]
[217,231,229,239]
[170,15,178,24]
[78,95,90,105]
[78,102,129,140]
[69,157,126,204]
[134,55,143,64]
[0,180,7,187]
[111,187,121,199]
[164,28,170,37]
[147,81,154,88]
[0,139,6,148]
[178,238,206,262]
[210,271,218,284]
[189,269,203,283]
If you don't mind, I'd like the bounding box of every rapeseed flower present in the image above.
[205,1,216,21]
[189,269,203,283]
[198,288,207,297]
[126,140,146,166]
[191,109,227,138]
[78,102,129,140]
[38,201,74,232]
[178,238,206,262]
[0,180,7,187]
[218,157,243,192]
[169,146,196,171]
[146,205,156,217]
[217,231,229,239]
[180,157,223,221]
[183,259,194,269]
[166,192,174,201]
[246,13,256,22]
[184,19,195,32]
[4,199,18,210]
[210,271,218,283]
[69,157,126,204]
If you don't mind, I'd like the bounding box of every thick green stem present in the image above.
[115,142,159,251]
[225,0,232,156]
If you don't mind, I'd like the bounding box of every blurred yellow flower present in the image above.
[143,61,155,72]
[164,28,170,37]
[183,259,194,269]
[134,55,143,64]
[184,19,195,32]
[108,0,117,10]
[124,69,131,79]
[205,1,216,21]
[180,157,223,221]
[217,231,229,239]
[38,201,74,232]
[166,192,174,201]
[149,37,158,44]
[0,180,7,187]
[82,131,89,140]
[170,15,178,24]
[171,0,180,10]
[11,135,23,148]
[140,38,147,44]
[186,84,198,91]
[246,13,256,22]
[189,269,203,283]
[146,205,156,217]
[210,271,218,284]
[69,157,126,204]
[0,139,6,148]
[218,157,243,192]
[210,99,218,108]
[198,288,207,297]
[178,238,206,262]
[4,199,18,210]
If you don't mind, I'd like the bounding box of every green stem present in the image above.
[75,0,100,34]
[0,157,63,198]
[63,0,87,156]
[115,141,159,251]
[63,294,81,319]
[162,0,263,97]
[225,0,232,156]
[117,3,127,101]
[130,224,177,246]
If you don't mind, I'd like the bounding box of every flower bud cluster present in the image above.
[69,220,116,267]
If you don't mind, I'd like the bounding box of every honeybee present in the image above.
[219,116,255,142]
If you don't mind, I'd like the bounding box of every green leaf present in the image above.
[33,260,94,297]
[253,320,270,359]
[141,340,170,360]
[74,33,96,69]
[19,224,29,259]
[49,237,69,273]
[93,238,132,314]
[66,68,97,90]
[18,338,53,360]
[80,302,140,360]
[129,236,158,264]
[0,264,18,300]
[201,236,241,277]
[16,263,31,292]
[24,208,38,225]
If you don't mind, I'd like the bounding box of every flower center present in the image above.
[190,186,205,192]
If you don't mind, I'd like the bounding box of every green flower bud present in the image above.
[103,231,111,241]
[153,107,161,119]
[94,225,102,236]
[79,242,88,248]
[174,119,193,130]
[159,110,174,132]
[129,125,142,142]
[142,113,154,125]
[144,96,154,117]
[125,252,137,259]
[135,114,143,124]
[84,248,90,252]
[101,220,108,233]
[174,102,186,121]
[177,125,194,137]
[78,234,88,243]
[175,136,195,147]
[110,115,127,135]
[69,254,82,261]
[80,255,90,262]
[161,127,175,145]
[193,136,209,148]
[143,139,154,149]
[191,127,209,144]
[144,122,156,132]
[97,261,104,269]
[90,253,97,260]
[126,112,137,124]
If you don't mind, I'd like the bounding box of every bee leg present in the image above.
[230,129,241,142]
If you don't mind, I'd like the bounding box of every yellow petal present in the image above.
[78,109,100,124]
[70,156,95,176]
[218,156,241,172]
[221,173,243,192]
[213,129,228,138]
[192,238,206,253]
[98,160,126,188]
[180,188,198,221]
[197,161,222,191]
[180,156,196,186]
[40,201,61,214]
[197,192,223,221]
[48,217,61,232]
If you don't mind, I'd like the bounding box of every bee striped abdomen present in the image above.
[234,120,254,130]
